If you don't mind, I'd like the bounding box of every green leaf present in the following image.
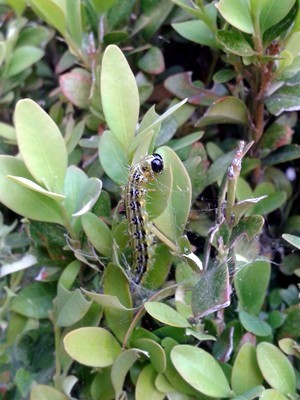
[62,166,88,228]
[30,385,68,400]
[155,374,177,394]
[282,233,300,249]
[59,260,81,289]
[263,1,298,44]
[56,285,92,327]
[0,122,16,142]
[231,215,264,243]
[135,99,187,150]
[213,69,236,83]
[168,131,204,151]
[72,177,102,216]
[278,338,299,356]
[260,123,293,153]
[7,176,65,202]
[6,46,44,77]
[15,368,33,399]
[64,327,121,367]
[66,0,83,47]
[235,261,271,314]
[140,0,174,40]
[144,302,191,328]
[136,364,165,400]
[131,130,156,165]
[197,97,248,127]
[15,99,67,193]
[91,0,117,13]
[239,311,272,336]
[104,31,129,45]
[172,20,217,48]
[101,45,139,150]
[171,345,232,397]
[17,25,53,47]
[205,149,236,186]
[277,305,300,341]
[99,130,129,185]
[233,386,265,400]
[107,0,135,30]
[103,264,133,342]
[29,0,67,35]
[251,0,296,34]
[90,368,114,400]
[11,282,56,319]
[231,197,267,225]
[133,339,166,373]
[263,144,300,165]
[266,85,300,115]
[0,156,63,224]
[257,342,296,394]
[216,0,254,34]
[59,68,91,109]
[248,191,286,215]
[0,42,5,67]
[66,120,85,154]
[231,343,263,395]
[162,338,199,396]
[7,0,27,15]
[171,0,206,19]
[145,161,172,221]
[82,212,112,257]
[138,47,165,74]
[111,349,144,398]
[142,244,173,290]
[216,30,256,56]
[82,290,133,311]
[153,146,192,243]
[260,389,290,400]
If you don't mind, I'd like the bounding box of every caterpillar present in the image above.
[125,153,164,285]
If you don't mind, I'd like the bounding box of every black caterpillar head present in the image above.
[151,153,164,173]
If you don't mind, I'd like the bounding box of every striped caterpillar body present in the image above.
[125,153,164,284]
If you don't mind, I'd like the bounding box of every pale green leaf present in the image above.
[257,342,296,395]
[282,233,300,249]
[56,285,91,327]
[82,212,112,256]
[136,364,165,400]
[66,0,83,47]
[144,302,191,328]
[0,122,16,141]
[101,45,139,150]
[111,349,144,398]
[29,0,67,35]
[153,146,191,243]
[172,20,217,48]
[7,176,65,202]
[0,156,63,224]
[15,99,68,193]
[63,327,121,367]
[171,345,232,397]
[30,385,68,400]
[231,343,263,394]
[216,0,253,34]
[260,389,290,400]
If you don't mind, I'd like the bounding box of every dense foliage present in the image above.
[0,0,299,399]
